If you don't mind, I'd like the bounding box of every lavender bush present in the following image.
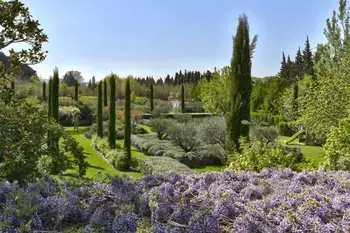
[0,169,349,232]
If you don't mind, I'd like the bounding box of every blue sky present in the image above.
[17,0,338,81]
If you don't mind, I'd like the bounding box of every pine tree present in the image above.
[97,81,103,138]
[292,82,299,120]
[103,79,108,107]
[88,79,92,88]
[108,75,116,148]
[181,84,185,113]
[293,47,304,81]
[278,52,288,78]
[74,80,79,101]
[48,79,52,117]
[227,15,255,151]
[302,36,314,77]
[42,81,46,101]
[124,78,131,165]
[52,68,59,123]
[92,76,96,89]
[150,84,154,112]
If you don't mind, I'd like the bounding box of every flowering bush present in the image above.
[0,169,349,232]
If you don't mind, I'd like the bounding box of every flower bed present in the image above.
[0,169,349,232]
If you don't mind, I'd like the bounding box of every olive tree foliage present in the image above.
[323,115,350,170]
[169,121,200,152]
[198,66,231,114]
[299,0,350,142]
[149,118,173,140]
[197,117,227,150]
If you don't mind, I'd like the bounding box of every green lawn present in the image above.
[193,165,227,173]
[278,136,325,164]
[65,127,142,179]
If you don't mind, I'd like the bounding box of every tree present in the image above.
[293,47,304,81]
[181,84,185,113]
[74,79,79,101]
[92,76,96,89]
[124,78,131,165]
[51,68,59,123]
[42,81,46,101]
[103,79,108,107]
[278,52,288,78]
[149,118,173,140]
[88,79,92,88]
[169,122,200,152]
[302,36,314,77]
[227,14,257,151]
[62,70,83,86]
[108,75,116,148]
[97,81,103,138]
[150,84,154,112]
[48,79,52,117]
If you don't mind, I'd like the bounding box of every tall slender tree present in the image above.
[302,36,314,77]
[293,47,304,81]
[150,84,154,112]
[103,79,108,107]
[278,52,288,78]
[97,81,103,138]
[52,68,59,123]
[88,79,92,88]
[10,81,15,91]
[181,84,185,113]
[108,75,116,148]
[48,79,52,117]
[124,78,132,166]
[74,79,79,101]
[227,14,256,151]
[42,81,46,101]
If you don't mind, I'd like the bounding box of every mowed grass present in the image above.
[65,127,142,179]
[278,136,325,164]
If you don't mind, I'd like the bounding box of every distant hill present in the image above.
[0,52,37,81]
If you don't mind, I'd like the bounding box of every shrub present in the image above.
[250,125,279,144]
[115,151,130,171]
[195,144,227,165]
[152,105,171,117]
[169,121,200,152]
[138,157,194,176]
[324,116,350,170]
[278,121,294,136]
[198,116,227,150]
[149,118,174,139]
[229,138,301,172]
[173,113,192,123]
[37,155,53,176]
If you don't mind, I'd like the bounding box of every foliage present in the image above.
[229,138,302,172]
[103,78,108,107]
[278,121,294,136]
[250,125,279,144]
[150,84,154,112]
[97,81,103,138]
[181,84,185,113]
[108,75,116,148]
[0,170,349,232]
[115,151,130,171]
[227,15,255,151]
[62,70,84,86]
[74,80,79,101]
[59,106,80,127]
[139,156,194,176]
[169,121,200,152]
[148,118,173,140]
[324,116,350,170]
[198,116,227,150]
[124,78,132,167]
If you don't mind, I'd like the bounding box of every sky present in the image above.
[11,0,340,81]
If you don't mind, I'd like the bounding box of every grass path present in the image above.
[65,127,142,179]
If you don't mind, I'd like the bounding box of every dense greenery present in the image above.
[108,75,116,148]
[97,81,103,138]
[124,78,132,168]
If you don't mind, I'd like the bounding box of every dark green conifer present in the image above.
[42,81,46,101]
[97,81,103,138]
[103,79,108,107]
[74,80,79,101]
[181,84,185,113]
[150,84,154,112]
[52,68,59,123]
[48,79,52,117]
[302,36,314,77]
[124,78,131,165]
[108,75,116,148]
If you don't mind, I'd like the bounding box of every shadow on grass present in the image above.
[88,164,105,170]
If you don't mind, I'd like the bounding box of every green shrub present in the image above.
[173,113,192,123]
[149,118,174,139]
[278,121,294,136]
[138,157,194,176]
[250,125,279,143]
[115,151,130,171]
[228,138,301,172]
[198,117,227,150]
[37,155,53,176]
[169,121,200,152]
[152,106,171,117]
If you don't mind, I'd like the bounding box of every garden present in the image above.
[0,0,350,232]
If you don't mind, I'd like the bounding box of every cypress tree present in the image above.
[124,78,132,165]
[10,81,15,91]
[278,52,288,78]
[227,15,255,151]
[293,47,304,81]
[88,79,92,88]
[74,80,79,101]
[150,84,154,112]
[52,68,60,123]
[108,75,116,148]
[97,81,103,138]
[103,79,108,107]
[302,36,314,77]
[293,82,299,120]
[48,79,52,117]
[42,81,46,101]
[181,84,185,113]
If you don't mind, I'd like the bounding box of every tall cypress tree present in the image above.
[48,79,52,117]
[227,15,255,151]
[97,81,103,138]
[42,81,46,101]
[181,84,185,113]
[293,47,304,81]
[74,80,79,101]
[150,84,154,112]
[108,75,116,148]
[88,79,92,88]
[124,78,131,165]
[52,68,59,123]
[293,82,299,120]
[302,36,314,77]
[278,52,288,78]
[103,79,108,107]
